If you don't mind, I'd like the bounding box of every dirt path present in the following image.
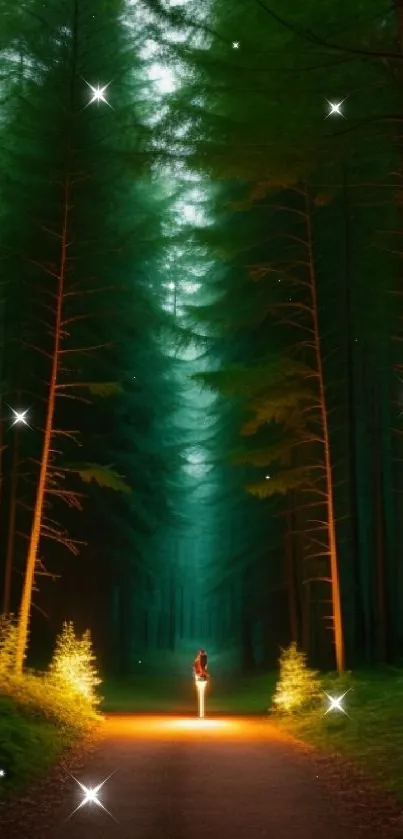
[1,715,402,838]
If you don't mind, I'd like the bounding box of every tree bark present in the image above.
[304,185,345,672]
[15,176,69,673]
[2,426,20,614]
[284,507,298,643]
[341,163,368,665]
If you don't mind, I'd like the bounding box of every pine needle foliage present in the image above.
[48,620,102,709]
[0,0,174,669]
[0,613,18,677]
[272,642,322,714]
[0,617,101,729]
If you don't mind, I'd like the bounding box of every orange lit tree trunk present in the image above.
[14,179,70,674]
[303,184,345,673]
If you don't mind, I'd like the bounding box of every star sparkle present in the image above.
[10,408,30,428]
[67,772,118,822]
[83,80,113,109]
[0,769,5,778]
[323,688,351,717]
[232,42,240,49]
[324,98,346,119]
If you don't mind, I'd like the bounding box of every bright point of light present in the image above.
[11,408,29,427]
[84,80,113,109]
[232,42,240,49]
[265,475,271,480]
[68,773,117,822]
[0,769,5,777]
[325,98,346,119]
[195,677,208,719]
[323,689,351,717]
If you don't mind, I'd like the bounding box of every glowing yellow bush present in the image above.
[2,670,100,731]
[0,613,18,677]
[272,642,322,714]
[0,617,101,731]
[48,621,102,710]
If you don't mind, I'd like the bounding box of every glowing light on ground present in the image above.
[232,42,240,49]
[325,98,346,119]
[323,689,351,717]
[68,772,118,822]
[103,715,298,742]
[195,678,207,718]
[0,769,5,777]
[172,719,229,731]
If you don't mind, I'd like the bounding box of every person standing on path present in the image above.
[193,648,209,680]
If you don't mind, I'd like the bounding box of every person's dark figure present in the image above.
[194,648,209,681]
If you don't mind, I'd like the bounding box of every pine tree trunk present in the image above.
[2,426,21,614]
[341,164,367,666]
[179,583,184,639]
[304,185,345,672]
[284,507,298,643]
[14,178,70,674]
[392,0,403,659]
[241,614,255,672]
[302,579,311,654]
[168,572,175,651]
[118,579,132,674]
[377,354,396,662]
[354,341,374,662]
[372,368,387,662]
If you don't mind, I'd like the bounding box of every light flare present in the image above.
[10,408,30,428]
[67,772,118,822]
[325,98,346,119]
[323,688,351,717]
[83,80,113,109]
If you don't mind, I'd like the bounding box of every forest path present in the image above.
[2,714,401,838]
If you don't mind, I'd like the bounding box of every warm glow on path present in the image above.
[1,714,379,839]
[103,714,298,743]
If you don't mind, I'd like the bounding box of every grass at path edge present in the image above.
[0,695,77,799]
